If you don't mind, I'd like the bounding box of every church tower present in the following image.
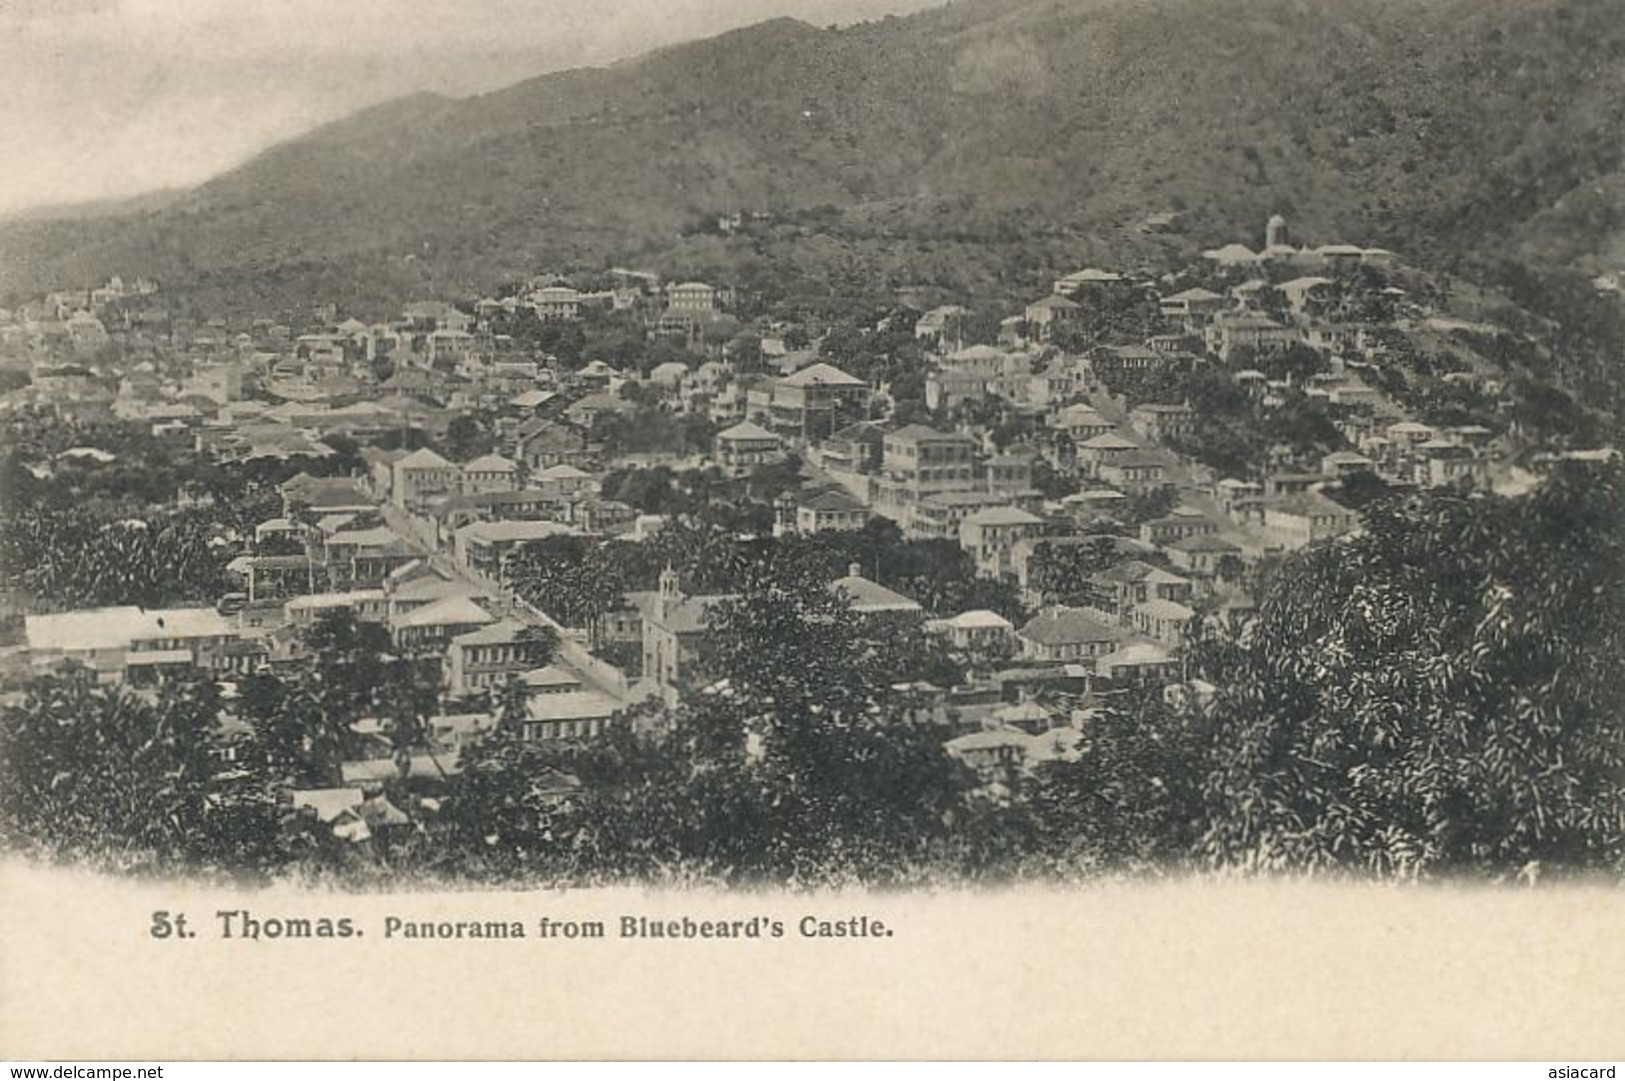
[1266,213,1288,250]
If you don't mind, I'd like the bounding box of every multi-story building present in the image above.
[461,453,521,495]
[872,425,980,531]
[665,281,718,317]
[713,421,784,474]
[24,607,240,683]
[794,489,869,535]
[391,447,461,510]
[1127,403,1195,444]
[444,618,547,698]
[959,507,1046,579]
[764,363,869,441]
[453,520,579,583]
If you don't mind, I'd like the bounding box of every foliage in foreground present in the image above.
[0,463,1621,887]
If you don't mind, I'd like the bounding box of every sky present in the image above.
[0,0,937,218]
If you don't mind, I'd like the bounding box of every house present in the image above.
[1159,286,1226,325]
[913,490,1026,543]
[1052,268,1125,296]
[391,447,460,510]
[390,594,496,652]
[914,305,969,347]
[985,453,1034,496]
[1419,442,1490,490]
[1054,404,1115,443]
[1091,561,1194,619]
[1166,534,1243,577]
[402,301,472,333]
[531,463,598,500]
[1212,478,1264,515]
[381,562,490,624]
[431,489,574,539]
[461,453,521,495]
[1278,276,1334,317]
[1098,450,1169,496]
[794,488,869,534]
[573,360,620,390]
[665,281,718,317]
[513,420,596,471]
[241,553,318,602]
[279,473,373,519]
[1205,313,1301,360]
[713,421,784,474]
[1259,491,1360,549]
[531,286,582,321]
[565,392,634,428]
[648,361,689,393]
[1202,244,1262,268]
[945,727,1039,775]
[1138,513,1218,547]
[1023,295,1079,341]
[1132,598,1198,646]
[1127,403,1194,444]
[959,507,1045,579]
[872,425,980,529]
[286,589,390,631]
[926,610,1016,652]
[765,363,869,440]
[832,565,923,615]
[427,327,476,368]
[818,421,887,477]
[925,368,990,412]
[322,524,424,588]
[453,520,579,582]
[24,606,240,683]
[1017,607,1127,664]
[521,680,622,742]
[444,618,549,698]
[507,388,558,416]
[1386,421,1437,446]
[289,788,371,842]
[1076,432,1141,475]
[1096,640,1178,684]
[1321,450,1375,477]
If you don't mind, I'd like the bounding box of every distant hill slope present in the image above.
[3,0,1622,316]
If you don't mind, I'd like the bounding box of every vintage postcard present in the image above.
[1,0,1622,1063]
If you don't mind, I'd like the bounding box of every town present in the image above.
[0,211,1619,885]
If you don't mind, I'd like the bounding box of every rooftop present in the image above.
[459,520,578,544]
[26,606,235,652]
[395,595,495,629]
[779,362,865,388]
[716,420,779,442]
[1019,608,1126,646]
[833,572,922,614]
[462,454,519,473]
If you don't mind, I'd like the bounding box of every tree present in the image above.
[506,536,630,642]
[1196,461,1625,878]
[1031,458,1080,500]
[0,671,285,878]
[1027,537,1124,607]
[679,560,981,883]
[444,414,494,460]
[1025,688,1209,875]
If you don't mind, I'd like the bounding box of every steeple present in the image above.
[657,564,681,621]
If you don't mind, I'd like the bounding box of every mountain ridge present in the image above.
[3,0,1621,315]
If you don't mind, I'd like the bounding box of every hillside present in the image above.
[2,0,1622,317]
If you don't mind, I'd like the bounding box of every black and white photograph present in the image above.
[0,0,1622,1063]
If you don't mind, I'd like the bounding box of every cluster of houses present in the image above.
[7,215,1609,822]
